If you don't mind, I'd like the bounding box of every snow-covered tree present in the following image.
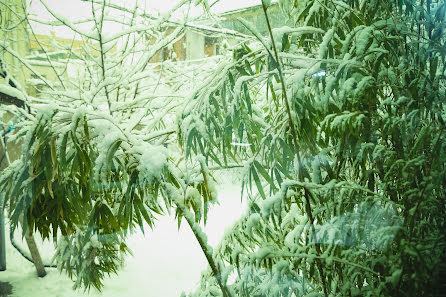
[0,0,235,293]
[181,0,446,296]
[1,0,445,296]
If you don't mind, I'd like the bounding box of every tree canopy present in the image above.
[1,0,445,296]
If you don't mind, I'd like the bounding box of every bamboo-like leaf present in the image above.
[245,60,254,75]
[243,84,252,116]
[106,140,122,171]
[251,166,266,199]
[430,56,438,82]
[186,129,195,158]
[236,66,249,76]
[253,160,276,190]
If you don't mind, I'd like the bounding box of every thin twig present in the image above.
[91,0,113,116]
[169,188,234,297]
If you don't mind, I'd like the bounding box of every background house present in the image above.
[149,2,291,63]
[1,1,286,102]
[0,0,27,90]
[212,3,289,36]
[148,22,248,63]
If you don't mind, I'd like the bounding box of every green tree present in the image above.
[182,0,446,296]
[0,1,234,294]
[1,0,445,296]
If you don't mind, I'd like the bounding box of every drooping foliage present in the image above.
[0,0,444,295]
[181,0,446,296]
[0,0,225,291]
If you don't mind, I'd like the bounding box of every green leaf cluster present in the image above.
[182,0,446,296]
[0,107,216,290]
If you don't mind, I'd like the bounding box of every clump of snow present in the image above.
[186,186,201,203]
[206,177,218,203]
[70,107,88,130]
[0,84,25,101]
[137,144,168,182]
[245,213,261,237]
[311,157,321,184]
[34,102,58,120]
[255,246,272,261]
[260,185,287,218]
[93,129,122,181]
[319,28,334,59]
[230,246,244,263]
[355,26,374,56]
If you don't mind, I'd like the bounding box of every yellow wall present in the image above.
[0,0,28,88]
[1,1,117,96]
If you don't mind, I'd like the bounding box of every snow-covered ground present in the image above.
[0,170,246,297]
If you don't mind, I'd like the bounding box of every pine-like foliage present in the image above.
[181,0,446,296]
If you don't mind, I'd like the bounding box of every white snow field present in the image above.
[0,170,246,297]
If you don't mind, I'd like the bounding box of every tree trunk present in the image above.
[24,234,46,277]
[0,209,6,271]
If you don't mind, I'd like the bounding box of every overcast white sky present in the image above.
[28,0,262,36]
[30,0,263,20]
